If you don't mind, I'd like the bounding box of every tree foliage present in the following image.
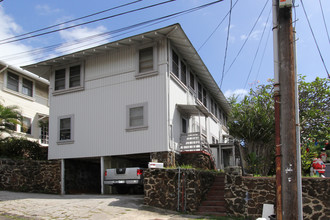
[0,103,22,134]
[228,76,329,176]
[227,81,275,175]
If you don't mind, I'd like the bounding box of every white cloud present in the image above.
[0,7,36,66]
[240,30,262,41]
[35,4,61,16]
[55,26,109,55]
[224,89,248,99]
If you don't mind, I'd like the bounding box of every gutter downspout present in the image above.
[273,0,282,219]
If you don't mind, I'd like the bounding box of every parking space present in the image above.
[0,191,201,220]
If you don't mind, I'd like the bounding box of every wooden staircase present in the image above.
[196,174,226,217]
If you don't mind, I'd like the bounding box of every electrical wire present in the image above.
[0,0,177,45]
[244,9,271,89]
[318,0,330,44]
[223,0,270,78]
[5,0,225,65]
[219,0,233,89]
[300,0,330,78]
[0,0,143,43]
[197,0,239,52]
[255,27,272,83]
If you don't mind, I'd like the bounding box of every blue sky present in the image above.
[0,0,329,97]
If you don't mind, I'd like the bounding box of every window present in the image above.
[139,47,153,73]
[22,78,33,97]
[69,65,81,87]
[40,124,49,145]
[203,88,207,107]
[172,50,179,78]
[7,72,19,92]
[21,117,31,134]
[58,115,74,143]
[190,72,195,90]
[54,63,83,93]
[55,69,66,90]
[126,103,148,131]
[182,118,187,133]
[198,83,202,101]
[180,61,187,85]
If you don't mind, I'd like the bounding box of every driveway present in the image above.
[0,191,202,220]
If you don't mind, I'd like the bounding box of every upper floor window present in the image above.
[54,63,84,94]
[202,88,207,107]
[172,50,179,78]
[180,61,187,85]
[137,45,158,78]
[6,71,34,97]
[198,83,202,101]
[189,72,195,90]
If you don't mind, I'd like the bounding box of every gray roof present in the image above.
[23,24,230,114]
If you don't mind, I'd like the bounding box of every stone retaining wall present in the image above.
[225,174,330,220]
[0,158,61,194]
[144,168,217,212]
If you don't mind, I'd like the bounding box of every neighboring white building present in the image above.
[0,60,49,146]
[24,24,233,194]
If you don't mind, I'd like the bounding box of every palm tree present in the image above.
[0,103,22,134]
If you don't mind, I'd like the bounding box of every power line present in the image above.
[300,0,330,78]
[223,0,270,78]
[5,0,225,65]
[244,9,271,89]
[219,0,233,89]
[197,0,239,52]
[0,0,143,43]
[255,27,272,83]
[0,0,177,45]
[318,0,330,44]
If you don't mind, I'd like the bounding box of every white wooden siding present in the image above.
[49,39,168,159]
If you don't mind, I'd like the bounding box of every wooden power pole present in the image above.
[274,0,298,219]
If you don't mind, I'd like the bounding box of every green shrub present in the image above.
[0,137,45,160]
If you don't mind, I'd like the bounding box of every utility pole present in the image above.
[275,0,298,219]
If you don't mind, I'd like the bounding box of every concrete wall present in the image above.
[0,158,60,194]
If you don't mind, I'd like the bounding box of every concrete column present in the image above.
[61,159,65,195]
[100,156,104,195]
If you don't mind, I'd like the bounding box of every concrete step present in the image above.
[198,206,226,212]
[201,200,225,206]
[204,195,224,201]
[195,211,226,217]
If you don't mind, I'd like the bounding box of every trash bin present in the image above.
[269,214,276,220]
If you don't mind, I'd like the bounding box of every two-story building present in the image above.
[24,24,232,194]
[0,60,49,146]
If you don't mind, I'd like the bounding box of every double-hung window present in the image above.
[189,72,195,90]
[58,115,74,144]
[180,61,187,85]
[54,63,83,94]
[137,46,157,77]
[126,103,148,131]
[6,71,34,97]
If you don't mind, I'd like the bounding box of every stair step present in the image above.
[201,201,225,206]
[205,195,224,201]
[195,211,226,217]
[198,206,226,212]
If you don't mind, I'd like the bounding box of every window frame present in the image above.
[5,71,35,98]
[53,62,84,95]
[126,102,148,131]
[136,44,158,78]
[57,115,74,144]
[21,117,32,135]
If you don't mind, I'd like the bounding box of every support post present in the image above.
[278,3,298,220]
[61,159,65,195]
[100,156,104,195]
